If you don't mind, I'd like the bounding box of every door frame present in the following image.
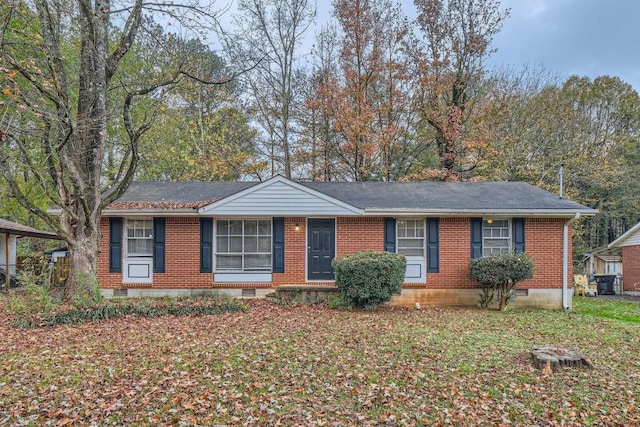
[306,217,337,282]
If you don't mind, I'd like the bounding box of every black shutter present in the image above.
[272,217,285,273]
[200,218,213,273]
[384,217,396,252]
[513,218,526,253]
[427,218,439,273]
[109,217,122,273]
[153,218,166,273]
[471,218,483,259]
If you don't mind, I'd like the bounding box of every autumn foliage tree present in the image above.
[304,0,420,181]
[411,0,509,180]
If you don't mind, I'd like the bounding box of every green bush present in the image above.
[332,250,406,309]
[6,295,248,328]
[2,283,60,328]
[469,252,534,310]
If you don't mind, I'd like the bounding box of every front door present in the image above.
[307,218,336,281]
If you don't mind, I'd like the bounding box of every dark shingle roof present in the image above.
[107,180,593,213]
[301,181,589,211]
[0,219,60,239]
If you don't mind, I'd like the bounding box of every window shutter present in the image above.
[109,217,122,273]
[384,217,396,252]
[200,218,213,273]
[512,218,526,253]
[153,218,166,273]
[427,218,439,273]
[470,218,483,259]
[272,217,285,273]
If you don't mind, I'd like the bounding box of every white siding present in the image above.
[620,229,640,247]
[201,179,362,216]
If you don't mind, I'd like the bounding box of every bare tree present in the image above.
[0,0,229,298]
[225,0,316,178]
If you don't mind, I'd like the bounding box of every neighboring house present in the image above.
[608,221,640,292]
[0,218,60,289]
[584,248,622,277]
[97,175,596,309]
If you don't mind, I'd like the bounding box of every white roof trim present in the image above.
[199,175,364,215]
[609,221,640,248]
[363,208,598,217]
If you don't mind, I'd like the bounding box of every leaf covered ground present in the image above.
[1,298,639,426]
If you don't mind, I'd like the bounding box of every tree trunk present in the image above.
[65,233,101,299]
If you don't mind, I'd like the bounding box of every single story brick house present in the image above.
[98,175,596,309]
[608,221,640,292]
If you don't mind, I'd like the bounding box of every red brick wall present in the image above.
[622,245,640,291]
[97,216,570,290]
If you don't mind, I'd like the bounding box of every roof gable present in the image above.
[609,221,640,248]
[199,175,364,216]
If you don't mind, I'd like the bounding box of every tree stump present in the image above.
[531,347,594,374]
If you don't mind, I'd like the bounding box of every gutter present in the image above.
[563,213,581,310]
[363,208,597,217]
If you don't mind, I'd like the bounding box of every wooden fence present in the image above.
[15,255,70,285]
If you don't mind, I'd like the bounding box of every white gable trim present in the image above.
[199,175,364,216]
[609,221,640,248]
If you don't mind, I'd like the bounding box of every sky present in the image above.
[307,0,640,92]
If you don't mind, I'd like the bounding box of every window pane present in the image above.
[127,238,152,256]
[229,220,243,235]
[216,236,229,252]
[244,236,258,253]
[229,236,242,252]
[258,236,271,252]
[484,239,509,248]
[244,220,257,235]
[399,248,424,256]
[258,220,271,235]
[400,239,423,248]
[216,255,242,270]
[397,228,406,238]
[217,220,228,235]
[244,254,271,271]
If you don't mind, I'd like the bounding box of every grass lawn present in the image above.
[1,297,639,426]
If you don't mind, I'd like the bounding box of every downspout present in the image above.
[563,213,580,309]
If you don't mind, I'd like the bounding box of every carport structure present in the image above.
[0,218,60,290]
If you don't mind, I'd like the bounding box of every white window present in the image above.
[215,219,271,272]
[397,219,425,257]
[126,219,153,257]
[482,219,511,257]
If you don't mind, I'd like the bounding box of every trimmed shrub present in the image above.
[469,252,534,310]
[332,250,406,309]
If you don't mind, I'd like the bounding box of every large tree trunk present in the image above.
[65,233,101,299]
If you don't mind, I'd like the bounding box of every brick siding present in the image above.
[97,216,570,290]
[622,245,640,291]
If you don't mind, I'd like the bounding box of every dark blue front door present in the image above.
[307,218,335,280]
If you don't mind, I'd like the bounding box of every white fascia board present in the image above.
[363,208,598,217]
[199,174,364,215]
[609,221,640,248]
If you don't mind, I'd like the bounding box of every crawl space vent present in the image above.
[113,288,128,297]
[241,289,256,298]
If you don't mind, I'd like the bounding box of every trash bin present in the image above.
[595,274,616,295]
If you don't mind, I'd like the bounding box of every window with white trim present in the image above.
[126,219,153,257]
[482,219,511,257]
[215,219,271,272]
[397,219,425,256]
